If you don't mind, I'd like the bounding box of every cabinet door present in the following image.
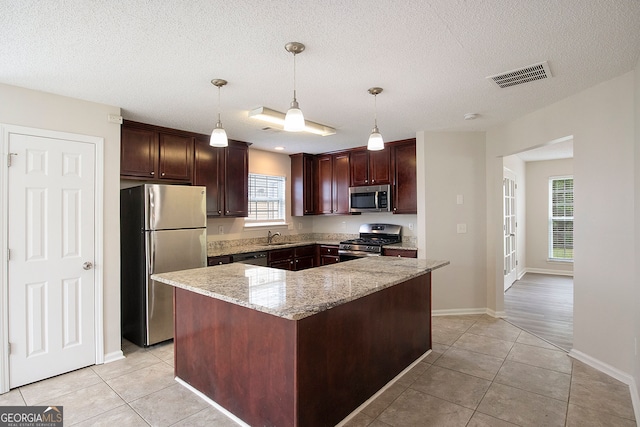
[383,248,417,258]
[121,127,157,178]
[349,149,369,186]
[294,256,314,271]
[392,141,417,214]
[332,153,351,214]
[193,137,223,216]
[224,142,249,217]
[290,153,315,216]
[369,148,391,185]
[316,155,334,214]
[270,259,294,270]
[320,255,340,265]
[158,133,193,181]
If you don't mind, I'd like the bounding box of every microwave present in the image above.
[349,185,391,213]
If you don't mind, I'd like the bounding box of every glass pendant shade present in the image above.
[284,101,305,132]
[367,127,384,151]
[210,121,228,147]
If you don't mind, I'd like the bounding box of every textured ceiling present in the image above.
[2,0,640,155]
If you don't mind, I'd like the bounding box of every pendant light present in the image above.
[367,87,384,151]
[284,42,305,132]
[210,79,228,147]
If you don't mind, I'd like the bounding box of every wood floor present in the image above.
[504,273,573,351]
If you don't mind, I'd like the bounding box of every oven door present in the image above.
[338,249,382,262]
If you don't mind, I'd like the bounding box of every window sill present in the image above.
[547,258,574,263]
[244,222,289,229]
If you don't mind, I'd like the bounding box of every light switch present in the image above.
[218,225,224,235]
[457,223,467,233]
[457,195,464,205]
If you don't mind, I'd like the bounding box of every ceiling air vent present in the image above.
[487,61,552,88]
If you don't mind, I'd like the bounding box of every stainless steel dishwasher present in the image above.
[232,251,268,266]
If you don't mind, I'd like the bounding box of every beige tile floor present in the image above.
[0,315,636,426]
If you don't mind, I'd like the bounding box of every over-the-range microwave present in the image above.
[349,184,391,213]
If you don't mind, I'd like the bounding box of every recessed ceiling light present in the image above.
[274,146,285,151]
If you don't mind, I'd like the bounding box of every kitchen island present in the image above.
[152,257,448,427]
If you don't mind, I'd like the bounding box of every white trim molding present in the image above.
[432,308,506,318]
[525,267,574,277]
[103,350,125,364]
[568,349,640,422]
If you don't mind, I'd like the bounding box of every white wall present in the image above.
[0,83,122,360]
[418,131,487,312]
[503,155,527,280]
[487,71,636,375]
[633,55,640,417]
[525,158,574,275]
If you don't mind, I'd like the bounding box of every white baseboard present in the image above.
[524,267,574,277]
[568,349,640,422]
[176,376,250,426]
[432,308,506,318]
[103,350,125,364]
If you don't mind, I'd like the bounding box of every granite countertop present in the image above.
[207,240,418,257]
[152,257,449,320]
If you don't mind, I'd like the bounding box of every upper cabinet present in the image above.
[223,142,249,217]
[350,147,391,186]
[121,120,249,217]
[290,153,316,216]
[120,121,192,182]
[317,152,350,215]
[193,137,248,217]
[290,139,416,216]
[391,139,417,214]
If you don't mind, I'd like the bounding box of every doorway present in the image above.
[503,168,517,291]
[1,125,104,391]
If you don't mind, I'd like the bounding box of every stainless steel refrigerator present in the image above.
[120,184,207,347]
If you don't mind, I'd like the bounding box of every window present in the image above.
[549,176,574,261]
[245,173,286,225]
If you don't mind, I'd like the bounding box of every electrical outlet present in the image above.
[457,223,467,233]
[218,225,224,235]
[457,195,464,205]
[298,222,303,230]
[107,114,123,124]
[408,223,414,230]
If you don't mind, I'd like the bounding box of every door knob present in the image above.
[83,262,93,270]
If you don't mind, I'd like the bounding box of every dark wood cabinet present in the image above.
[290,153,316,216]
[120,121,192,182]
[223,142,249,217]
[193,136,223,216]
[350,147,391,186]
[193,137,248,217]
[317,152,350,214]
[317,244,340,265]
[391,139,417,214]
[382,248,418,258]
[268,245,316,271]
[207,255,232,266]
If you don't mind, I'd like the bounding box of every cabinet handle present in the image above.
[226,210,230,214]
[372,179,375,183]
[218,261,223,265]
[365,179,368,183]
[218,210,222,214]
[150,171,155,176]
[161,172,165,177]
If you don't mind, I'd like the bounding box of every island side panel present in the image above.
[296,273,431,427]
[173,288,297,427]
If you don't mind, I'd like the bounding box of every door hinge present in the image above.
[7,152,17,167]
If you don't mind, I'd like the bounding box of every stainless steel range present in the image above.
[339,223,402,260]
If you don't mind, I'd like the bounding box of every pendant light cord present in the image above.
[292,53,297,101]
[217,86,222,124]
[373,93,378,128]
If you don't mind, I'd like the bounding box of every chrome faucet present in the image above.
[267,230,281,244]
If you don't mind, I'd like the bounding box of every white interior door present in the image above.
[7,131,96,388]
[503,169,517,291]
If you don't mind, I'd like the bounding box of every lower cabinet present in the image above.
[382,248,418,258]
[207,255,232,266]
[268,245,316,271]
[317,244,340,265]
